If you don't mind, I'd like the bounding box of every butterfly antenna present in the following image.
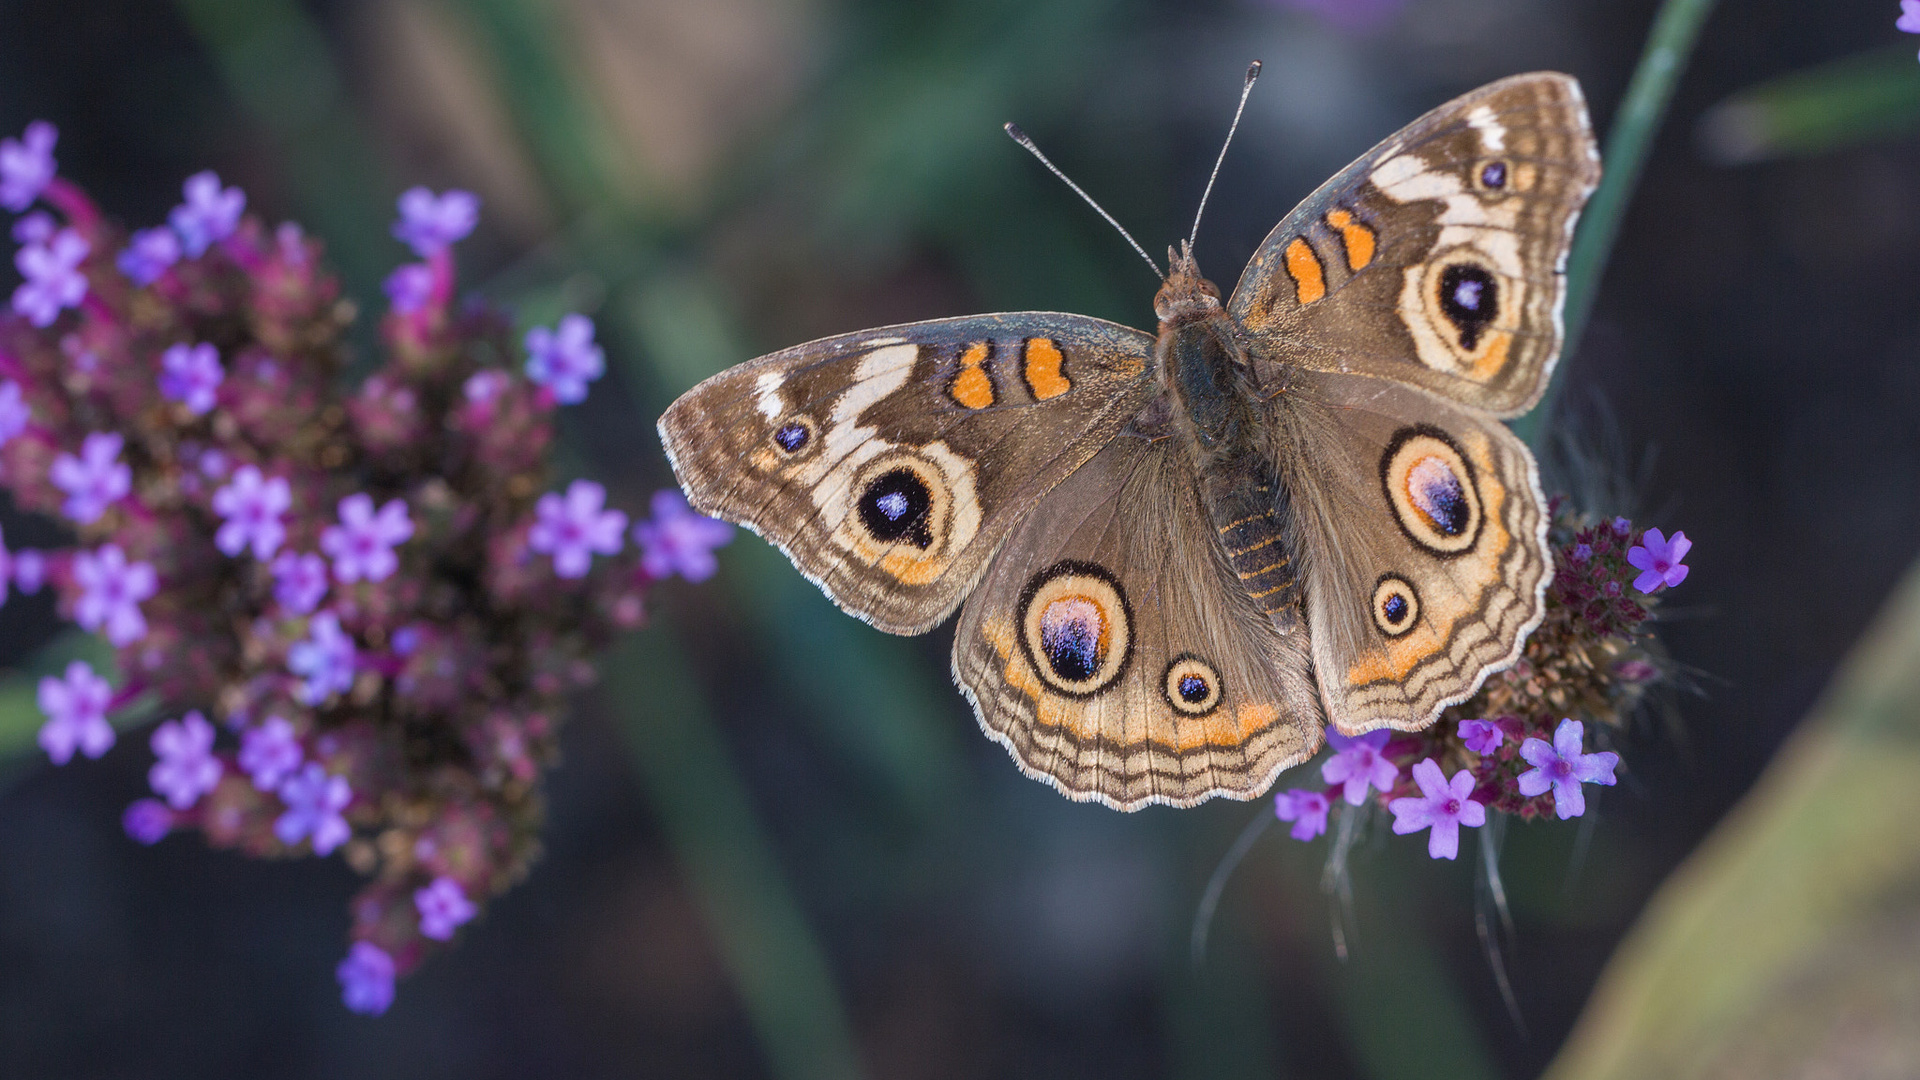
[1004,121,1163,279]
[1188,60,1263,253]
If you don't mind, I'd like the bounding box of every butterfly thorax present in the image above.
[1154,246,1302,627]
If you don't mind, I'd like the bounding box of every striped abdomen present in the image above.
[1204,458,1301,624]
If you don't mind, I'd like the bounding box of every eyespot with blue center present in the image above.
[769,415,816,457]
[1436,263,1498,351]
[1017,562,1132,698]
[1371,575,1421,638]
[1381,427,1482,557]
[1162,654,1223,716]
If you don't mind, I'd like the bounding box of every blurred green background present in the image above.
[3,0,1920,1077]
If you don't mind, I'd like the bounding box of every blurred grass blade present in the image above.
[1517,0,1718,448]
[1697,44,1920,165]
[606,628,867,1080]
[1546,555,1920,1079]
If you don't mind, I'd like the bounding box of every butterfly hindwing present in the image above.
[1268,369,1552,734]
[659,314,1157,634]
[1230,72,1600,418]
[952,427,1321,809]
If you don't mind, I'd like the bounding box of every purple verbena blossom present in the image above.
[239,714,303,791]
[337,941,395,1016]
[1627,528,1691,594]
[72,542,157,646]
[464,370,507,405]
[414,876,477,940]
[1570,542,1592,564]
[12,211,52,245]
[523,314,604,405]
[149,711,221,810]
[320,493,414,584]
[276,761,352,855]
[168,171,245,257]
[14,549,44,594]
[1273,788,1332,841]
[1388,758,1487,860]
[1901,0,1920,46]
[1458,719,1504,755]
[271,551,329,615]
[49,431,130,524]
[0,120,56,212]
[383,263,433,314]
[157,341,223,416]
[392,187,479,257]
[212,465,291,560]
[529,479,627,579]
[0,380,28,449]
[117,227,181,286]
[12,228,89,328]
[123,798,172,845]
[36,659,114,765]
[288,611,357,705]
[1517,718,1620,820]
[1319,726,1399,806]
[1611,516,1632,537]
[633,489,733,583]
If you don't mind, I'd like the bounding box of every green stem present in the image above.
[1516,0,1720,449]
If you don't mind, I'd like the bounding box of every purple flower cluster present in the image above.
[0,129,735,1013]
[1270,506,1685,857]
[1902,1,1920,59]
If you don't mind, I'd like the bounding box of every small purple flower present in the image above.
[464,370,507,405]
[529,479,627,579]
[0,380,28,449]
[271,551,329,615]
[12,211,52,245]
[276,760,352,855]
[414,876,477,940]
[1517,718,1620,820]
[1901,0,1920,38]
[158,341,223,416]
[1611,516,1632,537]
[12,228,89,328]
[49,431,130,524]
[117,227,181,286]
[0,120,56,212]
[1273,788,1332,841]
[633,489,734,583]
[1458,719,1504,755]
[1570,543,1592,564]
[148,711,221,810]
[337,941,395,1016]
[14,549,44,594]
[169,171,245,257]
[1627,528,1691,594]
[72,543,158,647]
[37,659,114,765]
[382,263,433,314]
[1387,758,1487,860]
[1319,726,1399,806]
[239,714,303,791]
[320,493,414,584]
[212,465,291,560]
[122,798,172,845]
[392,187,479,257]
[523,314,604,405]
[288,611,357,705]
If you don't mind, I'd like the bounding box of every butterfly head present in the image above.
[1154,241,1222,323]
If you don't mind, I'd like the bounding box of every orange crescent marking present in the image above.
[1285,238,1326,304]
[950,341,994,409]
[1325,209,1376,272]
[1023,338,1071,400]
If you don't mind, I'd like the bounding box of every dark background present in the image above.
[1,0,1916,1076]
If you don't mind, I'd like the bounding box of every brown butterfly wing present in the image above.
[1229,72,1600,418]
[659,314,1156,634]
[952,427,1322,809]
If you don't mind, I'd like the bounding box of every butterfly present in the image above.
[659,70,1600,810]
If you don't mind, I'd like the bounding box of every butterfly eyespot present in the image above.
[857,468,935,549]
[1381,427,1482,557]
[1436,263,1499,351]
[1018,561,1132,699]
[771,417,815,456]
[1372,575,1421,637]
[1478,160,1508,190]
[1162,655,1223,716]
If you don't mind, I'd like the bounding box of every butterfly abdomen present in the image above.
[1204,457,1302,625]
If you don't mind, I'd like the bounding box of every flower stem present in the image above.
[1515,0,1720,449]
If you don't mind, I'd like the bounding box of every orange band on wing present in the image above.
[1023,338,1071,400]
[1325,209,1376,272]
[949,341,994,409]
[1285,238,1326,304]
